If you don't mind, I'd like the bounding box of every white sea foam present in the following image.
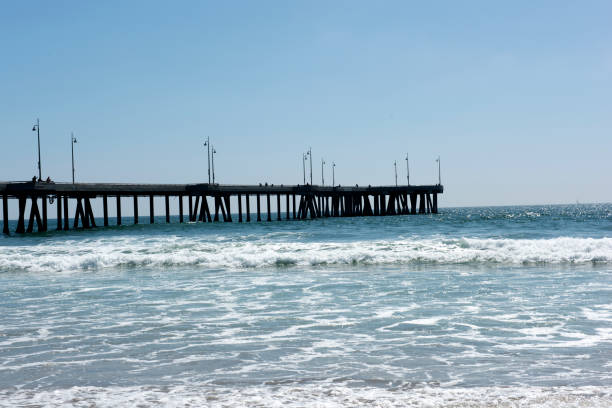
[1,384,611,408]
[1,236,611,272]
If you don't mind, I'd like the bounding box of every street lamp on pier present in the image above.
[211,146,217,184]
[321,158,325,186]
[405,153,410,186]
[203,137,211,184]
[308,147,313,185]
[31,119,42,181]
[71,133,77,184]
[394,161,398,186]
[302,153,308,184]
[332,162,336,187]
[436,156,441,185]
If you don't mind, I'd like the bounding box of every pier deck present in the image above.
[1,182,443,234]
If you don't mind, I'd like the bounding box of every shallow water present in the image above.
[1,204,611,406]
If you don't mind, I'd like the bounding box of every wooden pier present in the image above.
[0,182,443,234]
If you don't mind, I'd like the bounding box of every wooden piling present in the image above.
[27,196,43,233]
[64,196,69,230]
[84,198,96,227]
[116,195,122,225]
[56,194,62,231]
[41,195,48,231]
[149,195,155,224]
[223,195,232,222]
[266,194,271,221]
[257,194,261,222]
[133,195,138,224]
[193,196,200,222]
[165,195,170,223]
[292,194,296,219]
[246,194,251,222]
[238,194,243,222]
[2,194,8,235]
[188,195,193,221]
[103,195,109,226]
[16,197,26,233]
[277,194,281,221]
[179,195,184,223]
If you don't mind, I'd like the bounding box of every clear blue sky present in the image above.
[1,1,611,208]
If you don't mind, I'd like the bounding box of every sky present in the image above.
[1,1,611,211]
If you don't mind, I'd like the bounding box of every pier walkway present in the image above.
[1,182,443,234]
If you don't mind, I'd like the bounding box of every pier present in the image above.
[1,182,443,234]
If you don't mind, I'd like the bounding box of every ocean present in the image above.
[1,204,611,407]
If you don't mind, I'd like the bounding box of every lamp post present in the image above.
[436,156,441,185]
[304,150,311,185]
[71,133,77,184]
[302,153,308,184]
[332,162,336,187]
[203,137,211,184]
[32,119,42,181]
[308,147,313,185]
[211,146,217,184]
[405,153,410,186]
[321,158,325,186]
[394,161,398,186]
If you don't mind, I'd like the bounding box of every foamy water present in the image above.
[1,205,611,406]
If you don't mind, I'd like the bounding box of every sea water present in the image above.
[0,204,611,407]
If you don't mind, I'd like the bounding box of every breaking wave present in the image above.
[1,236,611,273]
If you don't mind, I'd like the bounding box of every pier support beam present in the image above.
[188,195,193,221]
[193,196,200,222]
[149,195,155,224]
[199,196,212,222]
[410,193,417,214]
[103,195,109,226]
[56,195,62,231]
[27,196,43,233]
[246,194,251,222]
[223,195,232,222]
[286,194,290,220]
[165,195,170,223]
[266,194,271,222]
[16,197,26,233]
[116,196,122,225]
[63,196,69,230]
[73,197,88,229]
[433,193,438,214]
[2,195,8,235]
[292,194,296,219]
[41,195,48,232]
[256,194,261,222]
[238,194,243,222]
[179,195,184,223]
[84,198,96,228]
[419,193,426,214]
[277,194,281,221]
[133,195,138,224]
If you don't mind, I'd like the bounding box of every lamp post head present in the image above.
[32,125,36,131]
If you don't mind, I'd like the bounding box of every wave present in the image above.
[1,384,611,407]
[1,236,611,273]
